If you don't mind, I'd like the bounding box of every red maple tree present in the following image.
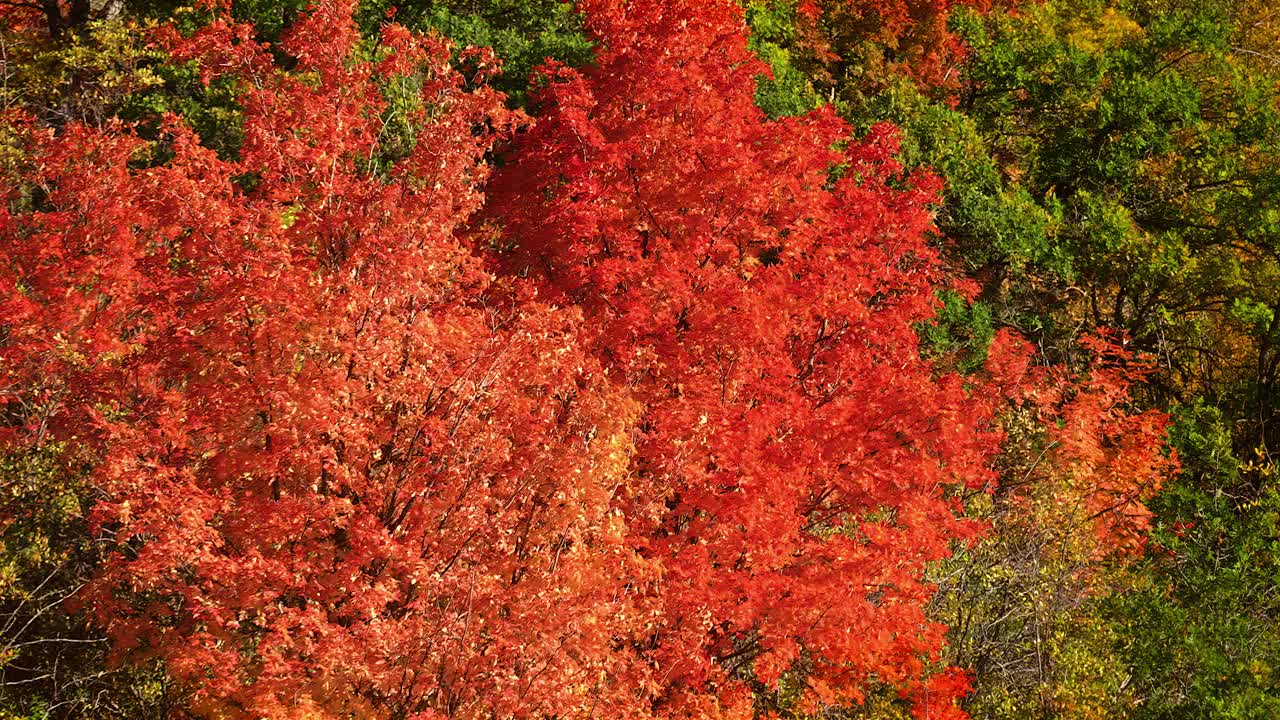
[2,2,653,717]
[483,0,1006,715]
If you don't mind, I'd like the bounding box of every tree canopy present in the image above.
[4,0,1275,718]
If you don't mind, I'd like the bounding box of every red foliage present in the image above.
[2,3,652,717]
[0,6,42,34]
[981,331,1175,562]
[483,0,1005,715]
[1040,335,1176,558]
[787,0,995,95]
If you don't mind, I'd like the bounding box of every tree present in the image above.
[1108,405,1280,719]
[2,2,652,717]
[938,4,1280,715]
[483,0,1015,716]
[931,335,1175,719]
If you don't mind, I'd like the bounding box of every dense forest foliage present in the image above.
[0,0,1276,718]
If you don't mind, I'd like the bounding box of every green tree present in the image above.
[1108,403,1280,719]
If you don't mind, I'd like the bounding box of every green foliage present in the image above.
[920,289,996,374]
[0,17,165,128]
[895,85,1068,278]
[950,0,1280,359]
[751,40,826,119]
[0,446,175,719]
[746,0,825,118]
[369,0,594,104]
[938,3,1280,714]
[1109,403,1280,719]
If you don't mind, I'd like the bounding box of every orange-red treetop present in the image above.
[485,0,1007,716]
